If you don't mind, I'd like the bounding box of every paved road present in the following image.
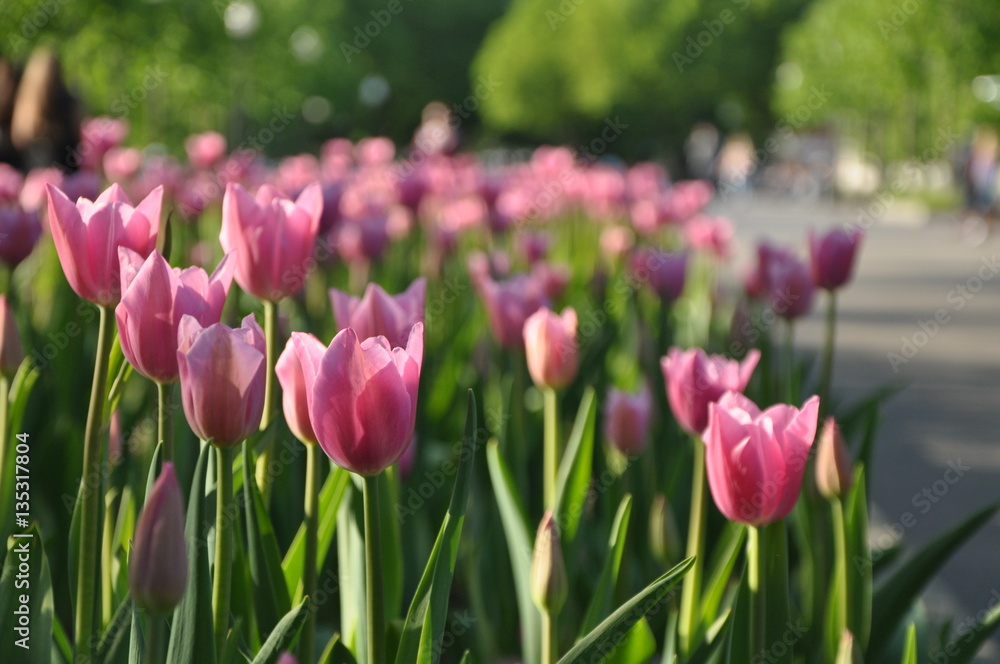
[712,194,1000,659]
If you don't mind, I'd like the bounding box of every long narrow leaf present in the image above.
[0,524,53,664]
[553,387,597,543]
[282,466,349,603]
[933,601,1000,664]
[250,598,309,664]
[579,494,632,637]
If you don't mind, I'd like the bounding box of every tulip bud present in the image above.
[523,307,579,390]
[649,494,681,565]
[531,511,567,614]
[0,295,23,379]
[129,463,187,613]
[276,652,299,664]
[815,417,854,499]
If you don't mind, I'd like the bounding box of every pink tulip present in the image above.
[275,335,319,445]
[291,323,423,476]
[809,227,863,290]
[185,131,228,171]
[219,182,323,302]
[45,183,162,306]
[276,653,299,664]
[0,204,42,268]
[0,295,23,379]
[603,385,653,455]
[0,164,24,204]
[703,392,820,525]
[129,462,187,613]
[103,147,143,182]
[630,248,688,303]
[661,346,761,436]
[523,307,579,390]
[80,117,129,170]
[475,271,548,350]
[116,248,234,383]
[329,278,426,350]
[176,314,265,447]
[685,215,734,258]
[766,250,814,320]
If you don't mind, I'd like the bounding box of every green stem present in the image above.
[678,439,706,655]
[302,443,320,664]
[144,613,166,664]
[831,498,849,645]
[213,445,235,659]
[363,474,386,664]
[819,292,837,416]
[256,299,279,502]
[75,304,114,663]
[0,376,9,514]
[543,387,558,510]
[157,381,173,462]
[748,525,767,661]
[783,320,795,403]
[541,610,557,664]
[101,490,115,627]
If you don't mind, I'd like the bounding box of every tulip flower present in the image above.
[176,314,265,448]
[523,307,579,391]
[0,295,23,380]
[766,249,814,320]
[116,248,234,384]
[0,204,42,268]
[809,227,863,290]
[703,392,820,526]
[685,215,734,258]
[185,131,227,171]
[603,385,652,456]
[276,654,299,664]
[815,416,853,500]
[219,182,323,302]
[129,463,187,614]
[661,346,760,437]
[475,271,548,350]
[329,278,426,350]
[275,336,319,446]
[630,247,688,303]
[291,322,423,476]
[531,511,567,664]
[46,183,162,306]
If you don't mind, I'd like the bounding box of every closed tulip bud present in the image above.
[0,295,23,379]
[176,315,266,447]
[523,307,579,390]
[766,250,814,320]
[291,323,423,476]
[129,463,187,613]
[473,270,548,350]
[815,417,853,499]
[531,511,567,614]
[220,182,323,302]
[603,385,652,456]
[661,346,760,436]
[0,204,42,268]
[629,248,688,303]
[329,278,426,350]
[116,248,235,383]
[649,494,681,565]
[276,653,298,664]
[704,392,820,526]
[45,183,162,306]
[810,228,863,290]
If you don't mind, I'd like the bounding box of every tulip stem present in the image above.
[144,614,166,664]
[830,497,849,650]
[363,474,386,664]
[678,438,706,655]
[157,381,173,462]
[213,445,234,659]
[819,292,837,416]
[75,304,114,662]
[0,376,9,518]
[543,387,558,510]
[257,299,279,502]
[748,525,767,661]
[302,443,320,664]
[541,610,557,664]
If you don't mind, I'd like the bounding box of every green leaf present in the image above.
[242,443,292,637]
[0,524,54,664]
[250,598,309,664]
[700,524,746,632]
[763,522,792,664]
[845,467,871,651]
[661,610,678,664]
[868,502,999,660]
[457,651,471,664]
[380,465,404,622]
[104,336,133,418]
[167,441,216,664]
[337,482,366,658]
[127,602,142,664]
[688,609,732,664]
[933,601,1000,664]
[319,633,358,664]
[0,360,39,539]
[395,390,478,664]
[283,466,349,603]
[605,618,656,664]
[557,558,694,664]
[95,596,132,664]
[724,563,751,664]
[486,440,540,664]
[553,387,597,543]
[900,623,917,664]
[53,613,72,664]
[579,494,632,637]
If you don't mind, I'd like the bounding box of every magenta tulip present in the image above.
[129,462,187,613]
[219,182,322,302]
[0,204,42,268]
[0,295,23,379]
[176,314,265,447]
[661,346,761,436]
[809,227,863,290]
[523,307,579,390]
[45,183,162,306]
[766,250,815,320]
[116,248,234,383]
[703,392,820,525]
[275,335,320,445]
[185,131,227,171]
[603,385,653,456]
[329,277,426,349]
[474,271,548,350]
[291,323,423,476]
[630,248,688,303]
